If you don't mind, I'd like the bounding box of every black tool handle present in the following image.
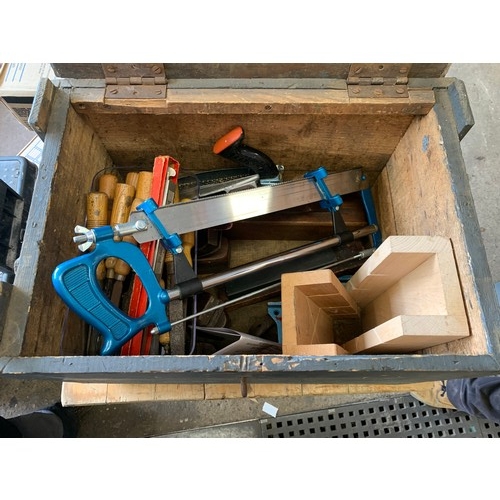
[213,126,279,179]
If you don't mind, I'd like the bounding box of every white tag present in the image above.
[262,402,279,417]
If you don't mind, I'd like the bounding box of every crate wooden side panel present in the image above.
[61,380,436,406]
[373,108,488,355]
[70,86,434,183]
[20,90,113,356]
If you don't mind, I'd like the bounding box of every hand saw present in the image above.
[128,167,367,243]
[52,167,377,356]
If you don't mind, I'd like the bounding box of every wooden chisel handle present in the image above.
[98,173,118,201]
[131,171,154,212]
[106,182,136,280]
[126,171,140,190]
[86,192,109,282]
[110,183,135,225]
[98,173,118,218]
[86,192,109,229]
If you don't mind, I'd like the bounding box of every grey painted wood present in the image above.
[0,353,499,384]
[50,63,450,81]
[434,85,500,356]
[0,82,70,356]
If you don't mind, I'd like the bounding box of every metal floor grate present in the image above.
[260,395,500,438]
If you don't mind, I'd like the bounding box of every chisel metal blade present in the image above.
[129,168,367,244]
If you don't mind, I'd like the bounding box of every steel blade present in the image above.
[130,168,367,244]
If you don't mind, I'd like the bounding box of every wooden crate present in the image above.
[1,63,499,385]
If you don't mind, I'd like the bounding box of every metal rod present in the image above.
[169,246,376,328]
[167,224,378,301]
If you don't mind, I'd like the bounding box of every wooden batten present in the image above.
[61,380,436,406]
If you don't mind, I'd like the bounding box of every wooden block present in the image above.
[283,344,349,356]
[343,315,469,354]
[61,382,205,406]
[282,269,360,355]
[345,235,449,307]
[342,235,469,353]
[279,236,469,356]
[61,380,437,406]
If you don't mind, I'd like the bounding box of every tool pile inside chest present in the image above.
[62,125,380,357]
[3,63,499,385]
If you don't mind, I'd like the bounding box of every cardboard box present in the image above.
[0,63,54,129]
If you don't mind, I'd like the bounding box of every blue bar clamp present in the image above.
[305,167,381,248]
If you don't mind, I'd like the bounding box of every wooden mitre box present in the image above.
[281,235,470,355]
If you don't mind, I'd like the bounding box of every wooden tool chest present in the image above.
[1,63,499,384]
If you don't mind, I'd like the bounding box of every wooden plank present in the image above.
[65,95,422,181]
[51,63,450,80]
[61,382,205,405]
[343,315,469,354]
[372,167,397,239]
[342,235,469,353]
[18,98,113,356]
[346,235,454,308]
[61,380,438,406]
[28,77,56,140]
[383,108,488,355]
[71,87,435,116]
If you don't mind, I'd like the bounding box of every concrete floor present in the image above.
[1,63,499,437]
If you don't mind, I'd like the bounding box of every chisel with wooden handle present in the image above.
[85,191,109,354]
[105,182,135,302]
[86,192,108,284]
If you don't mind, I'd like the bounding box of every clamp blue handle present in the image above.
[304,166,343,212]
[52,226,171,356]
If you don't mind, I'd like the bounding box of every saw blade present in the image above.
[130,168,367,244]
